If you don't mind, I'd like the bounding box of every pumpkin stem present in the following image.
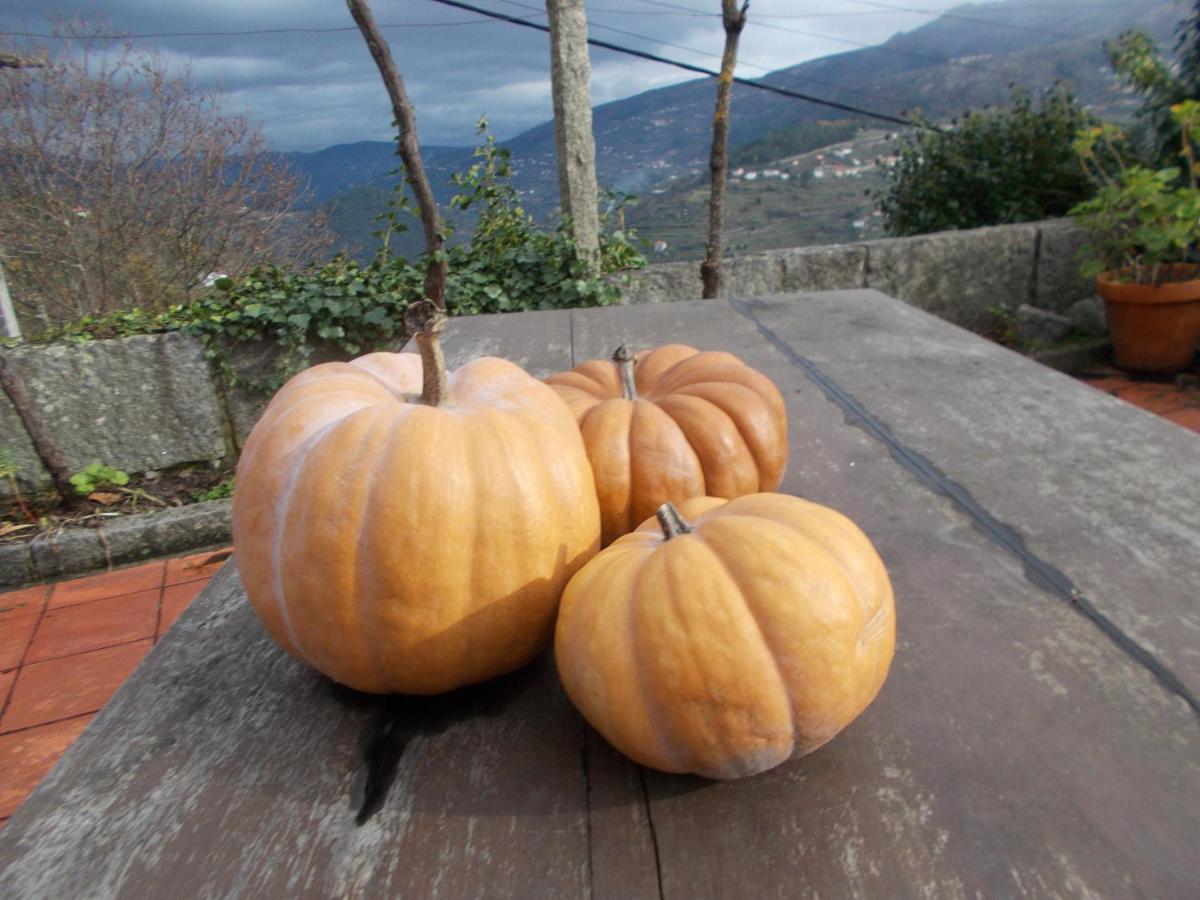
[404,299,448,407]
[656,501,693,540]
[613,344,638,401]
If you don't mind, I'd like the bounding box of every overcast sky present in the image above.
[2,0,976,151]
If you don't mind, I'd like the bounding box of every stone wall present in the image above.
[614,218,1093,332]
[1,218,1093,498]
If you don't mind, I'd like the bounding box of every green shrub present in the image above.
[878,88,1097,236]
[1106,1,1200,167]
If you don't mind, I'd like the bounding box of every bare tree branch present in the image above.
[346,0,447,311]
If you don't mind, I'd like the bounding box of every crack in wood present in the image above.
[639,768,666,900]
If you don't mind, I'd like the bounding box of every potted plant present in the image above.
[1070,101,1200,373]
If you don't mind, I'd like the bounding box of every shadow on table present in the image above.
[327,658,548,825]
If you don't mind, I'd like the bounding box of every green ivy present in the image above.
[182,257,420,391]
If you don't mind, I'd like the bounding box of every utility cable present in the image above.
[4,17,541,41]
[428,0,927,130]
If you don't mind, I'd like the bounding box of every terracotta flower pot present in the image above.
[1097,265,1200,374]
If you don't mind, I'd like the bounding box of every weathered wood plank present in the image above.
[583,730,661,900]
[735,289,1200,696]
[4,297,1198,899]
[569,298,1200,898]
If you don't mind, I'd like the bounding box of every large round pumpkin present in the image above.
[233,321,600,695]
[554,493,895,780]
[545,344,788,546]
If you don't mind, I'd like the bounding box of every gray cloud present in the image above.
[2,0,968,150]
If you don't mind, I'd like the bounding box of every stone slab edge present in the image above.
[0,499,232,589]
[613,218,1093,318]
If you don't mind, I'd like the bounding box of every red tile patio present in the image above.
[0,548,230,829]
[0,364,1196,831]
[1080,366,1200,435]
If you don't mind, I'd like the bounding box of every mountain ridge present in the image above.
[284,0,1177,257]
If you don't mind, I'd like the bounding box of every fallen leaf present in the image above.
[88,491,123,505]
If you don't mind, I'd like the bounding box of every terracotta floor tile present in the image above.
[0,615,39,672]
[159,579,209,636]
[0,669,15,711]
[0,586,48,624]
[26,589,159,664]
[1113,385,1192,415]
[1163,406,1200,433]
[0,714,93,818]
[164,548,232,586]
[49,561,164,610]
[1081,377,1129,394]
[1,639,152,733]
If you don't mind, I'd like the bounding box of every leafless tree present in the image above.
[700,0,749,299]
[0,23,331,332]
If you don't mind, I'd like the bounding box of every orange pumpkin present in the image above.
[545,344,788,545]
[554,493,895,780]
[233,307,600,694]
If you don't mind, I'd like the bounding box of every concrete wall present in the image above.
[1,218,1092,498]
[614,218,1093,332]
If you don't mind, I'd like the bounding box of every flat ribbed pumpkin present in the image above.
[545,344,788,545]
[233,303,600,695]
[555,493,895,780]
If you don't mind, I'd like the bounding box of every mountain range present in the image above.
[283,0,1179,259]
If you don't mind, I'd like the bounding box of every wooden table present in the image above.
[2,292,1198,898]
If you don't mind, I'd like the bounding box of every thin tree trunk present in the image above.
[700,0,749,300]
[546,0,601,275]
[346,0,448,310]
[0,351,73,504]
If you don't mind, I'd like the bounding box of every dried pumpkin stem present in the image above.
[404,299,448,407]
[656,501,693,540]
[612,343,638,401]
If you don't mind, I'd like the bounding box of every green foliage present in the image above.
[69,463,130,495]
[429,119,645,316]
[0,448,19,481]
[1106,1,1200,167]
[184,257,420,390]
[1070,101,1200,284]
[730,120,863,168]
[878,88,1097,236]
[190,475,235,503]
[31,307,186,344]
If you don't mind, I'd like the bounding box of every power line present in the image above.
[3,17,541,41]
[633,0,1109,41]
[495,0,925,107]
[429,0,924,129]
[491,0,781,72]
